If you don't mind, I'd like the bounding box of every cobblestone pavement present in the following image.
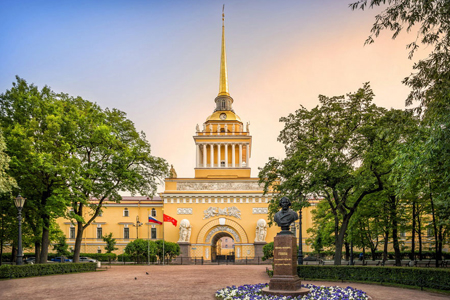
[0,265,449,300]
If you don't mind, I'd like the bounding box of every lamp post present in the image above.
[297,208,303,265]
[136,215,141,239]
[14,194,26,265]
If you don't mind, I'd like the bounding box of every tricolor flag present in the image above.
[163,214,177,226]
[148,216,162,225]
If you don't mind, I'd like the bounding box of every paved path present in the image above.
[0,265,448,300]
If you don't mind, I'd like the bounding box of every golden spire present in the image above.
[218,4,229,96]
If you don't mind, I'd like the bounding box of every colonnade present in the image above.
[196,143,250,168]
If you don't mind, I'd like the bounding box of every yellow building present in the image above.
[56,12,319,260]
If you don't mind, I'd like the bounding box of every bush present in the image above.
[262,242,274,261]
[77,253,116,262]
[0,263,96,279]
[297,265,450,291]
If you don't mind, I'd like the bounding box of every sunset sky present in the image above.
[0,0,429,193]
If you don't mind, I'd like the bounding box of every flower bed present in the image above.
[216,283,369,300]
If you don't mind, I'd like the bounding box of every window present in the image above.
[69,227,75,239]
[124,227,129,239]
[123,208,129,217]
[97,247,101,254]
[221,99,226,110]
[98,210,102,217]
[221,161,225,167]
[151,228,157,239]
[97,226,102,239]
[151,208,156,217]
[400,231,406,238]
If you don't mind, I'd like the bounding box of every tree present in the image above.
[0,77,71,263]
[125,239,157,263]
[0,130,16,194]
[62,97,169,262]
[52,232,70,258]
[102,233,118,253]
[259,83,386,265]
[155,240,180,263]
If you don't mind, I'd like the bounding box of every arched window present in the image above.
[221,99,226,110]
[123,208,129,217]
[151,208,156,217]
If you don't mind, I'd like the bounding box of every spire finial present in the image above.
[218,4,229,96]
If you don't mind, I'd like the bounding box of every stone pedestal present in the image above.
[177,242,191,265]
[262,234,309,297]
[254,241,266,259]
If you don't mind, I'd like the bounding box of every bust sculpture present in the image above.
[274,197,298,232]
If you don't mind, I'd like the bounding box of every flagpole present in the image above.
[147,209,150,265]
[162,207,165,266]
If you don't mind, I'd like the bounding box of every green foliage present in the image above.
[298,265,450,291]
[0,262,96,279]
[0,129,16,194]
[259,83,390,264]
[52,233,70,257]
[77,252,116,262]
[102,233,118,254]
[155,240,180,262]
[262,242,274,261]
[125,239,157,263]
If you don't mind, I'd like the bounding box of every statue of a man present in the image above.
[274,197,298,232]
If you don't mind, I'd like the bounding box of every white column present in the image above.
[218,144,221,168]
[239,143,243,167]
[225,143,228,168]
[245,143,249,167]
[210,144,214,168]
[232,144,235,168]
[203,144,207,167]
[196,144,199,167]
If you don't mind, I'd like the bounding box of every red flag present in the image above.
[163,214,177,226]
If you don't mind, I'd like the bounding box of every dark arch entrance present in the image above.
[210,232,235,263]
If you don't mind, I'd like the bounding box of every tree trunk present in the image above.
[389,195,401,266]
[370,246,376,261]
[73,220,84,263]
[334,216,350,265]
[344,241,350,261]
[429,188,439,267]
[35,241,41,264]
[11,244,16,263]
[417,212,423,260]
[39,215,51,263]
[411,201,416,261]
[383,230,389,261]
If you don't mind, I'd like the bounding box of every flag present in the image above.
[148,216,162,225]
[163,214,177,226]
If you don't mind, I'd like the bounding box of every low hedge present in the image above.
[297,265,450,291]
[77,253,116,262]
[0,263,97,279]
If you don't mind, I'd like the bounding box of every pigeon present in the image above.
[146,272,149,275]
[135,277,137,280]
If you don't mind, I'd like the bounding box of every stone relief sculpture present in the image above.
[224,124,227,133]
[209,123,213,132]
[232,124,235,133]
[177,181,261,191]
[196,124,200,132]
[203,206,241,219]
[217,124,221,133]
[203,123,206,132]
[255,219,267,242]
[246,121,250,133]
[178,219,192,242]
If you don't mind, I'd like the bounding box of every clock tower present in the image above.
[193,8,251,179]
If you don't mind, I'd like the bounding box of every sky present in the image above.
[0,0,429,193]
